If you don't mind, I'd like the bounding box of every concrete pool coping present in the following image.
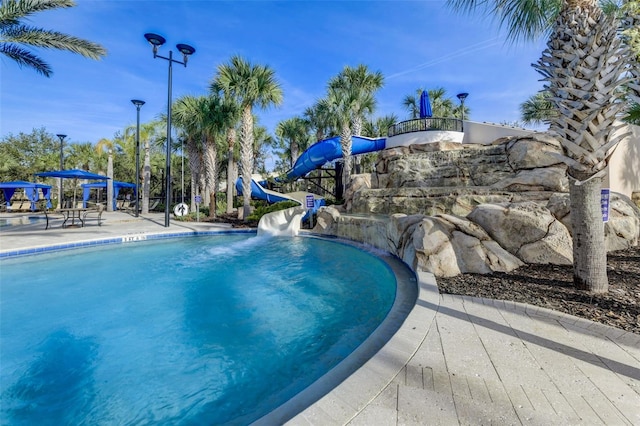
[2,211,639,425]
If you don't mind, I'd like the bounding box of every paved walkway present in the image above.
[2,211,639,425]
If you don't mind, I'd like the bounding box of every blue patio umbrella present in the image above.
[35,169,109,206]
[419,90,433,118]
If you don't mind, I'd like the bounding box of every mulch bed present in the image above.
[437,246,640,334]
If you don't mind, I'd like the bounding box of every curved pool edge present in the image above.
[274,268,439,425]
[0,227,255,259]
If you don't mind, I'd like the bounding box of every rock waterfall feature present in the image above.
[313,134,640,277]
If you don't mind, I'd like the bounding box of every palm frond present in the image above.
[0,0,74,26]
[0,43,51,75]
[3,25,106,58]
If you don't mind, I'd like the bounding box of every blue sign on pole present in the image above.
[195,195,202,204]
[601,188,610,222]
[305,194,314,209]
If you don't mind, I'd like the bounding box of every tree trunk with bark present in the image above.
[569,170,608,292]
[340,123,352,191]
[240,107,254,221]
[204,138,218,218]
[226,127,236,214]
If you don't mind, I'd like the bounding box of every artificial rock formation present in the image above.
[349,134,569,215]
[316,134,640,277]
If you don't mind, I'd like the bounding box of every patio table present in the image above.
[57,207,88,228]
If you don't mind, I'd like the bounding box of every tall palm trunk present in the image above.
[226,127,236,214]
[240,106,254,221]
[534,0,632,292]
[203,135,218,218]
[570,171,607,289]
[340,122,352,190]
[352,116,363,173]
[106,151,113,212]
[187,139,201,211]
[290,142,299,168]
[142,140,151,214]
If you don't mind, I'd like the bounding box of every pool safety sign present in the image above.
[306,195,314,209]
[174,202,189,217]
[601,188,610,222]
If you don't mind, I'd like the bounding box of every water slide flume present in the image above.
[239,135,387,236]
[286,135,386,180]
[236,177,306,236]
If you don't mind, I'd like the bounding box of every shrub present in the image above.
[246,200,299,221]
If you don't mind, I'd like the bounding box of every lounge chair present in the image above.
[7,200,20,211]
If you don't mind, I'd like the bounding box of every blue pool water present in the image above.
[0,216,46,227]
[0,234,397,424]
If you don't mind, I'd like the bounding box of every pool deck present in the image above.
[2,211,639,425]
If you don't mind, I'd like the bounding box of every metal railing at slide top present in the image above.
[387,117,463,137]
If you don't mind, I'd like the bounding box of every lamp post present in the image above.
[131,99,145,217]
[56,134,67,209]
[144,33,195,227]
[456,92,469,130]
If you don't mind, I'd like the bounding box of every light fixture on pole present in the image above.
[456,92,469,129]
[131,99,145,217]
[56,134,67,209]
[144,32,195,227]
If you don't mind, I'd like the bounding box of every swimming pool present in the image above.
[0,234,401,424]
[0,216,46,227]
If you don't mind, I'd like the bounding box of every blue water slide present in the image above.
[235,177,291,204]
[235,177,324,220]
[286,135,386,179]
[236,135,386,209]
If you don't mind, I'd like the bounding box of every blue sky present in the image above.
[1,0,547,154]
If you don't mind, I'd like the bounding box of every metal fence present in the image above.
[387,117,463,137]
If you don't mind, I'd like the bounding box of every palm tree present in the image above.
[172,95,205,212]
[95,137,117,211]
[216,92,240,215]
[520,91,558,126]
[0,0,106,77]
[447,0,638,292]
[224,126,240,214]
[328,65,384,176]
[362,114,399,138]
[319,86,356,189]
[403,87,461,119]
[212,55,283,220]
[332,64,384,136]
[138,121,163,214]
[359,114,399,172]
[276,117,311,168]
[252,122,274,175]
[122,120,163,214]
[173,94,235,218]
[304,102,335,141]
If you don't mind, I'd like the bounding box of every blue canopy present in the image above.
[35,169,109,180]
[0,181,52,210]
[419,90,433,118]
[81,181,136,210]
